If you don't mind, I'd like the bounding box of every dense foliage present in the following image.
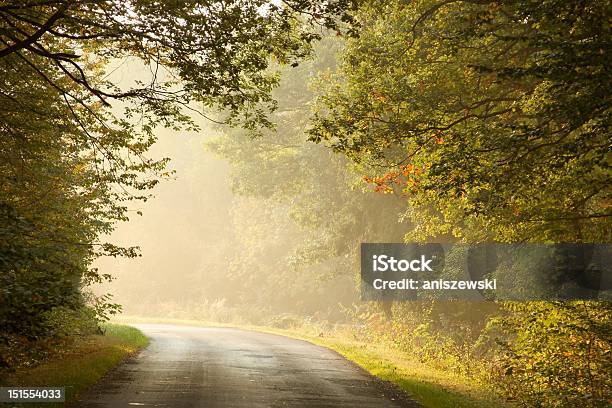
[1,1,609,406]
[307,1,611,406]
[206,37,408,319]
[0,0,356,131]
[0,0,354,364]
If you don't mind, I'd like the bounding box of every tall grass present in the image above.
[1,324,148,406]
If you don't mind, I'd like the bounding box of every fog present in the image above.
[92,41,407,325]
[95,126,359,322]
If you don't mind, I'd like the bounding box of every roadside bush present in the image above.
[345,299,611,407]
[267,313,305,329]
[492,301,612,408]
[0,305,101,372]
[40,306,100,339]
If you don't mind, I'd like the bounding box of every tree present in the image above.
[309,0,611,243]
[0,0,356,131]
[206,36,408,317]
[0,0,356,346]
[0,44,151,342]
[308,1,611,405]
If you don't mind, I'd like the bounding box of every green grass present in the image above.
[255,328,510,408]
[298,336,508,408]
[103,323,149,349]
[114,316,511,408]
[2,324,148,406]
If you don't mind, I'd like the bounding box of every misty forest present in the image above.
[0,1,610,407]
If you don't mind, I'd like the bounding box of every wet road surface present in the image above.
[75,324,420,408]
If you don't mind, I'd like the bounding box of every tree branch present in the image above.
[0,2,70,58]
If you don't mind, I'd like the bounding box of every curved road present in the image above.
[75,324,420,408]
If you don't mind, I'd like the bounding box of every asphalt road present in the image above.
[75,324,420,408]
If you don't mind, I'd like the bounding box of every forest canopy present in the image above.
[309,0,611,244]
[1,1,610,407]
[0,0,355,341]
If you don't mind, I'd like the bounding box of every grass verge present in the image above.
[1,324,148,406]
[113,316,511,408]
[274,332,508,408]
